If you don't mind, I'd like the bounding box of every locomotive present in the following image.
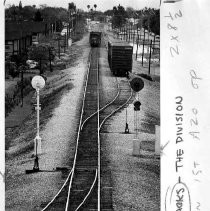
[89,31,102,47]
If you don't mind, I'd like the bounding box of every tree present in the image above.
[112,4,127,28]
[68,2,76,13]
[5,59,18,78]
[28,44,52,74]
[139,8,159,35]
[87,5,90,11]
[149,9,160,35]
[41,7,57,23]
[18,1,22,10]
[126,7,134,18]
[104,9,113,16]
[21,5,36,20]
[34,10,43,21]
[94,4,97,11]
[11,5,18,20]
[57,9,68,22]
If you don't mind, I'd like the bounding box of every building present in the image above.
[5,21,50,56]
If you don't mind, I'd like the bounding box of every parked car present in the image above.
[26,60,38,69]
[61,28,67,36]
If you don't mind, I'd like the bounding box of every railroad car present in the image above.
[108,41,133,76]
[89,31,102,47]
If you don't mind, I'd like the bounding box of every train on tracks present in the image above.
[108,41,133,76]
[40,32,134,211]
[89,31,102,47]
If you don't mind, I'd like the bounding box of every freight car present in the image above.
[89,31,102,47]
[108,41,133,76]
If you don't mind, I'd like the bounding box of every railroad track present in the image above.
[41,34,133,211]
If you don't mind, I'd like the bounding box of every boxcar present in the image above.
[108,41,133,76]
[89,32,102,47]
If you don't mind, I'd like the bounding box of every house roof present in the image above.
[5,21,49,40]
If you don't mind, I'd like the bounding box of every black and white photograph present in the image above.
[3,0,160,210]
[2,0,210,211]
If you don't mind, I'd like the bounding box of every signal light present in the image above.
[134,101,141,111]
[130,77,144,92]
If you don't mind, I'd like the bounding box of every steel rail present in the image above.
[40,51,93,211]
[40,30,133,211]
[74,169,98,211]
[99,78,133,129]
[73,81,133,211]
[65,50,92,211]
[72,35,134,211]
[97,59,101,211]
[41,169,73,211]
[73,79,133,211]
[71,76,120,211]
[80,77,120,130]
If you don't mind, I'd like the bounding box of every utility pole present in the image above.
[141,28,145,66]
[148,40,153,75]
[136,34,139,60]
[39,58,42,75]
[18,64,26,107]
[58,38,60,59]
[49,47,52,72]
[153,34,156,50]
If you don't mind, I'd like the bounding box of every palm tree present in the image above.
[94,4,97,11]
[87,5,90,21]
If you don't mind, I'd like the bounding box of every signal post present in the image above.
[130,77,144,156]
[26,76,45,174]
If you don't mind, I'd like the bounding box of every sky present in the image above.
[5,0,160,12]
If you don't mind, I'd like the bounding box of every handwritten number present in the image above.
[167,23,177,30]
[196,202,201,210]
[170,45,179,57]
[175,10,183,18]
[192,108,198,115]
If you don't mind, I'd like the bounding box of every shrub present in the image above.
[5,60,18,78]
[5,77,33,117]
